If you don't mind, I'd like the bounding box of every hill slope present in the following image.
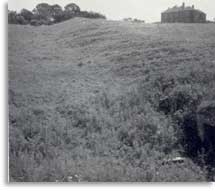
[9,18,215,182]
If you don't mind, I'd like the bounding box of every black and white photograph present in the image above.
[8,0,215,182]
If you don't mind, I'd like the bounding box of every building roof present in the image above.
[162,5,205,14]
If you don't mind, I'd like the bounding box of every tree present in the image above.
[33,3,52,20]
[20,9,33,22]
[51,4,64,22]
[62,3,81,20]
[8,10,28,25]
[8,10,18,24]
[8,2,106,26]
[51,4,63,17]
[64,3,80,13]
[16,14,28,25]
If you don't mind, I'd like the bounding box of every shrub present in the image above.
[80,11,106,19]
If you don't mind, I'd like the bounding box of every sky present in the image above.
[8,0,215,22]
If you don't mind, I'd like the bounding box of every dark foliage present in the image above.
[79,11,106,19]
[33,3,53,20]
[8,2,106,26]
[64,3,80,13]
[20,9,34,22]
[8,11,28,25]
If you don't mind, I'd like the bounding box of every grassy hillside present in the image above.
[9,18,215,182]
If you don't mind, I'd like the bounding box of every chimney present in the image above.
[192,5,194,9]
[182,2,185,9]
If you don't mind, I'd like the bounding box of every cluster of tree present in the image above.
[8,3,106,26]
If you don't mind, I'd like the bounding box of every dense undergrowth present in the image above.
[9,67,215,181]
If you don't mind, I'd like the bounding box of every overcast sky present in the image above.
[8,0,215,22]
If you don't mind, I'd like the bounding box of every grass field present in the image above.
[8,18,215,182]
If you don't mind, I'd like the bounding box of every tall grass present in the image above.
[9,75,210,181]
[9,21,215,182]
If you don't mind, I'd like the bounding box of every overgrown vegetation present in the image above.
[9,77,215,182]
[8,2,106,26]
[8,18,215,182]
[9,85,209,182]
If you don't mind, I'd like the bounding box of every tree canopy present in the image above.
[64,3,80,13]
[8,2,106,26]
[20,9,34,21]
